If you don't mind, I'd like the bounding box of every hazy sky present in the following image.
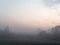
[0,0,60,29]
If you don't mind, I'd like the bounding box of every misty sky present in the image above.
[0,0,60,30]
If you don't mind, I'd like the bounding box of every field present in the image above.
[0,39,60,45]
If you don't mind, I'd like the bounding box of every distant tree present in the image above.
[51,25,60,41]
[3,26,11,39]
[5,26,9,33]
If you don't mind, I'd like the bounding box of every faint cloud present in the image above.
[43,0,60,7]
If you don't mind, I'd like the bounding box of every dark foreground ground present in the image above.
[0,39,60,45]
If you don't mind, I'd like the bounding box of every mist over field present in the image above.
[0,24,60,43]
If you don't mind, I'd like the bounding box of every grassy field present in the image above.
[0,39,60,45]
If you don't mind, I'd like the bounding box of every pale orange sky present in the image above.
[0,0,60,29]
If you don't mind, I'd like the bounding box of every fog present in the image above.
[0,25,60,40]
[0,23,60,44]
